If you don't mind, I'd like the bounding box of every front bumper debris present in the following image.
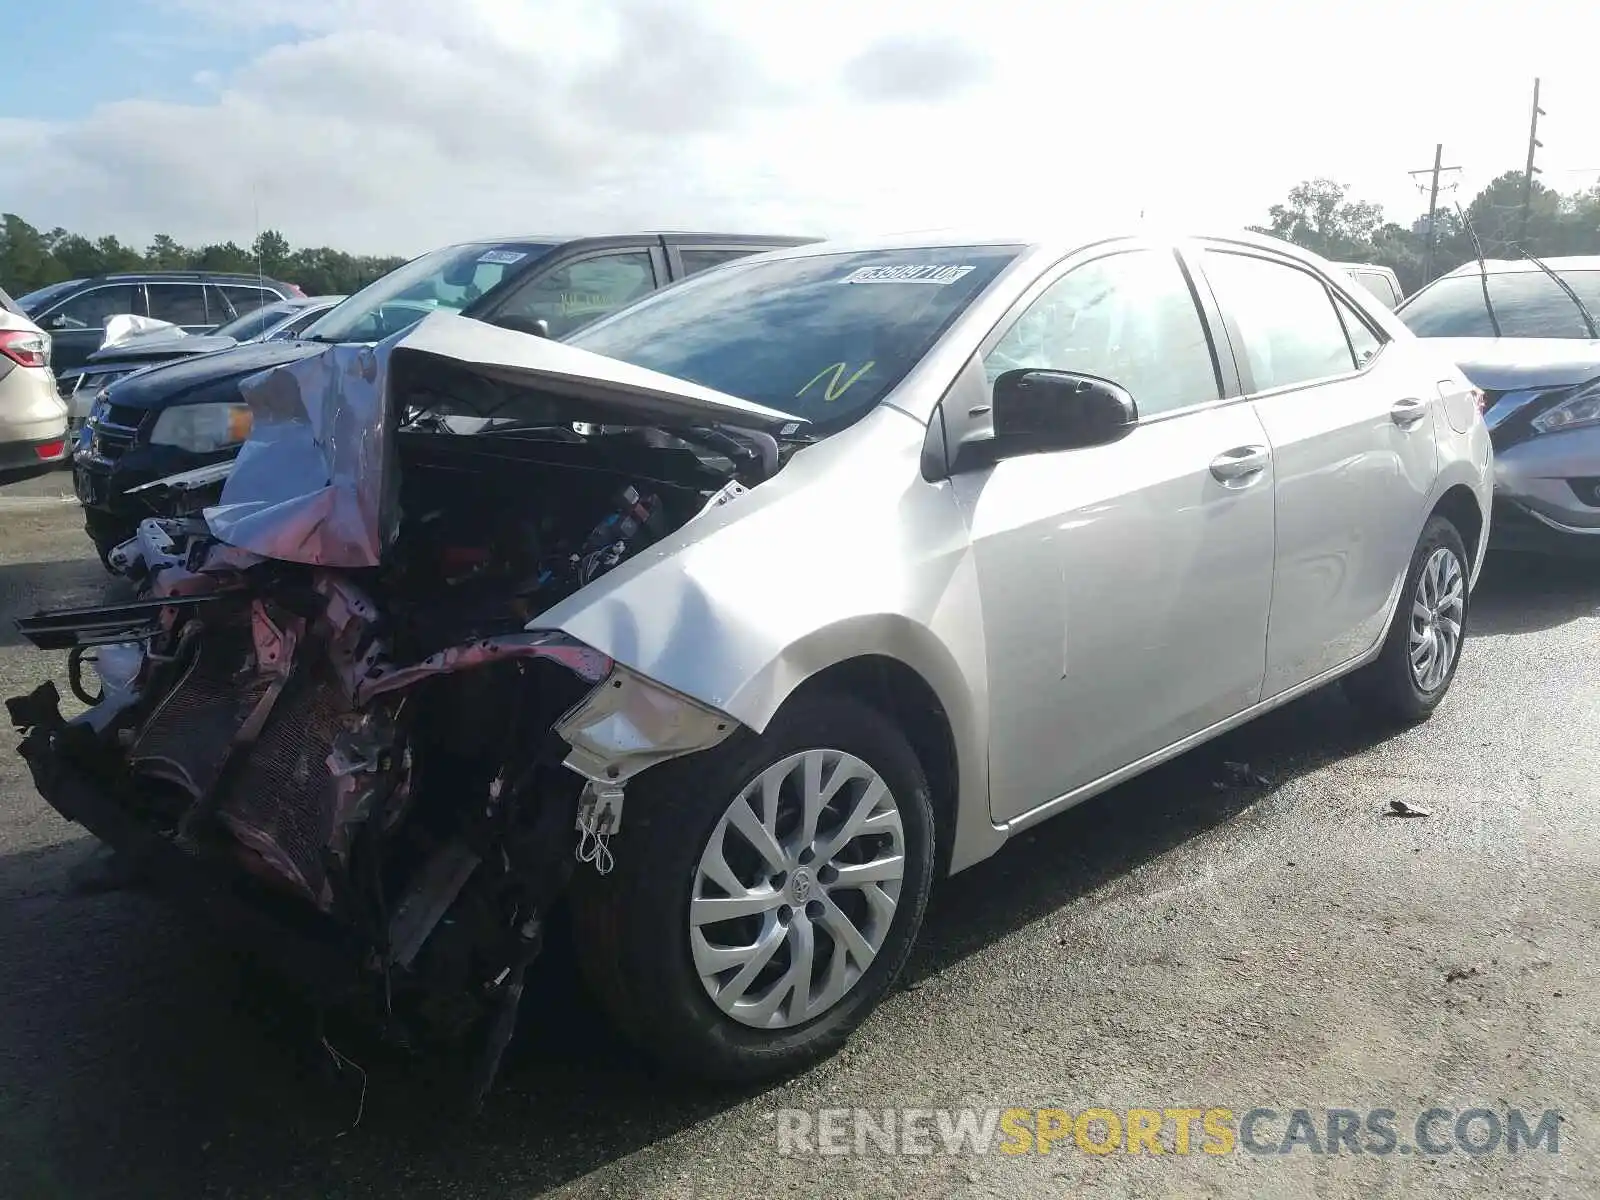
[10,682,368,1007]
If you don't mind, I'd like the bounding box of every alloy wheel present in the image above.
[689,748,906,1030]
[1408,546,1465,692]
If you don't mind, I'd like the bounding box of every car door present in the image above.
[1195,245,1437,698]
[947,243,1277,824]
[35,284,144,372]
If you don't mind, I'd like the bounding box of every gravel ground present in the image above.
[0,479,1595,1200]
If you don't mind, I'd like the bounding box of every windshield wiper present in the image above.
[1455,202,1502,338]
[1515,247,1599,339]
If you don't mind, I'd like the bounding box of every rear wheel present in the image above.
[1344,514,1470,726]
[569,692,935,1082]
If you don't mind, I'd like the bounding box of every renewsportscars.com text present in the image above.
[775,1106,1562,1158]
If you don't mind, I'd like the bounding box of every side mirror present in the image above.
[490,314,550,338]
[990,369,1137,456]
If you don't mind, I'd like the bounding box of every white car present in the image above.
[0,285,70,469]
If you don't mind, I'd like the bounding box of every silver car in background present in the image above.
[10,228,1492,1092]
[0,285,70,469]
[1394,255,1600,556]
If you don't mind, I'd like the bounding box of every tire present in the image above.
[1343,514,1470,727]
[569,691,936,1083]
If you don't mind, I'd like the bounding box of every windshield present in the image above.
[299,241,555,344]
[1397,268,1600,339]
[567,246,1022,426]
[213,303,296,342]
[0,285,22,318]
[15,279,82,315]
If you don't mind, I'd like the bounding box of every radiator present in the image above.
[215,668,349,907]
[129,631,350,908]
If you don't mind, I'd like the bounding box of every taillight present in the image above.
[0,329,50,368]
[33,439,64,460]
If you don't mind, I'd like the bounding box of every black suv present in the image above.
[15,271,302,374]
[73,232,814,562]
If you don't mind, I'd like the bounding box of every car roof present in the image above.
[450,232,817,253]
[722,225,1331,268]
[63,270,296,286]
[1439,255,1600,277]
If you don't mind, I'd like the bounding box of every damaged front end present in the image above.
[6,313,788,1104]
[9,544,735,1103]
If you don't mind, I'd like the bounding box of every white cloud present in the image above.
[6,0,1600,255]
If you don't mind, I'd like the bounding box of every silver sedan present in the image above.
[11,228,1494,1090]
[547,228,1494,1076]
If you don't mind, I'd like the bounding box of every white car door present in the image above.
[948,244,1277,825]
[1196,245,1438,698]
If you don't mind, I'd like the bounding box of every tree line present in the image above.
[5,167,1597,305]
[1254,169,1600,294]
[0,213,408,300]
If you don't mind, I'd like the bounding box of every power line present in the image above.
[1409,143,1461,280]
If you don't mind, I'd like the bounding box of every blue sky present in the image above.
[4,0,277,120]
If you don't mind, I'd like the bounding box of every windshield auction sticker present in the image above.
[841,264,976,285]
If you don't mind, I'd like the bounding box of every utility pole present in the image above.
[1519,78,1545,243]
[1409,143,1461,281]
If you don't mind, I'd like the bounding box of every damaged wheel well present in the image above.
[1432,484,1483,570]
[783,655,959,878]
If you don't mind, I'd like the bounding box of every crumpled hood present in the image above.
[88,333,238,364]
[1422,337,1600,391]
[203,310,805,568]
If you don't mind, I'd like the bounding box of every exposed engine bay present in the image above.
[6,420,769,1106]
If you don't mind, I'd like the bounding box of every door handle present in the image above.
[1209,445,1269,483]
[1390,397,1429,428]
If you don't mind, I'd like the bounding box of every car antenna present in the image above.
[253,180,266,306]
[1454,202,1502,338]
[1512,244,1599,339]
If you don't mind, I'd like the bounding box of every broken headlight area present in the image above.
[7,519,736,1102]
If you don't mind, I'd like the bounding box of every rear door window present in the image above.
[205,284,238,321]
[221,285,278,316]
[1202,251,1356,391]
[147,283,212,326]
